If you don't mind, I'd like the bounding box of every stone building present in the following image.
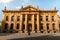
[1,5,60,33]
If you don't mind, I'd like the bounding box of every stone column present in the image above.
[14,15,17,32]
[37,14,40,33]
[25,14,27,33]
[32,15,35,33]
[20,15,23,32]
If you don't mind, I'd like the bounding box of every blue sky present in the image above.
[0,0,60,21]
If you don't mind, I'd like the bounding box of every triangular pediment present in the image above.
[20,5,40,11]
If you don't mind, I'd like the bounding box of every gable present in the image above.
[20,5,40,11]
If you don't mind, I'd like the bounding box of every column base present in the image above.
[37,31,40,33]
[19,31,22,33]
[24,31,27,33]
[31,31,35,33]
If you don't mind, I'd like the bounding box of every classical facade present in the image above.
[1,5,60,33]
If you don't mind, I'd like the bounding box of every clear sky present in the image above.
[0,0,60,21]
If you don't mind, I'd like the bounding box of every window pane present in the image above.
[52,23,55,30]
[6,16,8,21]
[46,16,48,21]
[11,16,14,21]
[46,23,49,30]
[40,16,42,21]
[16,23,19,29]
[17,16,20,21]
[52,16,54,21]
[40,23,43,30]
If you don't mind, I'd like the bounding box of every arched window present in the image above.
[40,16,42,21]
[40,23,43,30]
[46,16,48,21]
[52,23,55,30]
[16,23,19,29]
[28,24,32,31]
[17,16,20,21]
[34,24,37,31]
[46,23,49,30]
[6,16,8,21]
[35,24,37,33]
[52,16,54,21]
[59,24,60,32]
[23,15,25,21]
[4,23,8,29]
[10,23,14,30]
[28,15,31,21]
[11,16,14,21]
[22,24,25,33]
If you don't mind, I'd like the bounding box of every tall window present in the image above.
[16,23,19,29]
[22,24,25,33]
[17,16,20,21]
[34,24,37,31]
[40,23,43,30]
[59,24,60,32]
[52,23,55,30]
[11,16,14,21]
[6,16,8,21]
[46,16,48,21]
[23,15,25,21]
[46,23,49,30]
[40,16,42,21]
[10,23,14,30]
[4,23,8,29]
[52,16,54,21]
[28,15,31,21]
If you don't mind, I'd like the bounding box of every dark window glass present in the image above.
[34,24,37,30]
[11,16,14,21]
[4,23,8,29]
[52,16,54,21]
[40,16,42,21]
[59,24,60,32]
[6,16,8,21]
[23,15,25,21]
[23,17,25,21]
[22,24,25,33]
[28,17,31,21]
[46,23,49,30]
[16,23,19,29]
[40,23,43,30]
[10,23,13,29]
[17,16,20,21]
[46,16,48,21]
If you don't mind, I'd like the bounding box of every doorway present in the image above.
[28,24,32,35]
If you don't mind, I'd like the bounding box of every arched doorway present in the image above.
[34,24,37,33]
[10,23,14,33]
[28,24,32,32]
[16,23,20,33]
[22,24,25,33]
[3,23,8,32]
[16,23,19,29]
[4,23,8,30]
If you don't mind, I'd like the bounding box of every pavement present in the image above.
[0,33,60,40]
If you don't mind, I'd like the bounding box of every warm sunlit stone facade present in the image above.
[1,5,60,33]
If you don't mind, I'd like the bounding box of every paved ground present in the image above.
[0,33,60,40]
[9,36,60,40]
